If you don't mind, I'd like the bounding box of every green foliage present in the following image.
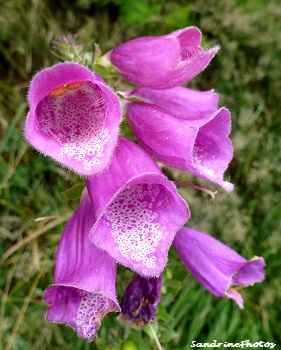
[62,183,85,201]
[1,0,280,349]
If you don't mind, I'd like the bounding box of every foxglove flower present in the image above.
[43,190,120,341]
[25,62,121,175]
[86,137,190,277]
[125,87,233,191]
[109,27,219,89]
[173,227,265,308]
[119,275,162,327]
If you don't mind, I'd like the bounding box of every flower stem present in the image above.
[174,182,218,199]
[148,323,162,350]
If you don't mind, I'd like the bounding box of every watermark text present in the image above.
[191,340,276,348]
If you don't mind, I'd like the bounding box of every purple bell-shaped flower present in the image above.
[173,227,265,308]
[110,27,219,89]
[125,86,233,191]
[44,190,120,341]
[86,137,190,277]
[25,62,121,175]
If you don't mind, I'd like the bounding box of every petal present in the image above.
[126,102,233,191]
[120,275,162,327]
[86,137,190,277]
[191,108,234,191]
[110,27,218,89]
[127,102,198,169]
[25,62,121,175]
[124,86,219,126]
[28,62,104,106]
[173,227,265,308]
[170,27,219,88]
[43,190,120,341]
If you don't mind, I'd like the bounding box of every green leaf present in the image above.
[160,326,178,343]
[93,63,117,78]
[94,43,102,61]
[93,63,111,78]
[156,303,173,322]
[62,183,85,200]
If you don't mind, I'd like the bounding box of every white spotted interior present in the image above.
[100,184,171,275]
[76,291,113,340]
[36,81,110,171]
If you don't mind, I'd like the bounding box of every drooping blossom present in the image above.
[25,62,121,175]
[173,227,265,308]
[43,190,120,341]
[124,86,233,191]
[109,27,219,89]
[86,137,190,277]
[119,275,162,327]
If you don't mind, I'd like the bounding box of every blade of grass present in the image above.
[4,268,44,350]
[0,43,29,82]
[0,102,27,152]
[0,255,18,350]
[0,218,66,266]
[0,143,28,191]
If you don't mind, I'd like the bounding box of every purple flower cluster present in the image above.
[25,27,265,341]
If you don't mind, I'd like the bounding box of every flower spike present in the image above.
[86,137,190,277]
[25,62,121,175]
[110,27,218,89]
[43,190,120,341]
[173,227,265,308]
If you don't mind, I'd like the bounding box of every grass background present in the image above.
[0,0,280,349]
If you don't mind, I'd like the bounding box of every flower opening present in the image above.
[86,137,190,277]
[25,62,121,175]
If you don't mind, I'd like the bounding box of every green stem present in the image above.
[148,323,162,350]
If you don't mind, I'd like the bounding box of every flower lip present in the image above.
[175,27,203,61]
[176,26,201,44]
[225,255,266,307]
[44,285,120,341]
[28,62,105,106]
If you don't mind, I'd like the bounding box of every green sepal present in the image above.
[93,63,119,78]
[62,183,85,200]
